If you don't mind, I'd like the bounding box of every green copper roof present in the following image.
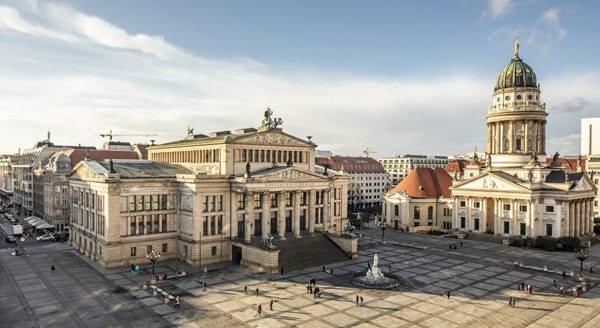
[495,55,537,90]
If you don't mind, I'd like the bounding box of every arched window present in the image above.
[427,206,433,220]
[414,206,420,220]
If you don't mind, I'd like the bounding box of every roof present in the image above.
[82,160,193,179]
[134,144,148,160]
[495,48,537,90]
[545,171,585,184]
[62,149,139,166]
[315,156,386,174]
[444,159,469,175]
[545,156,585,172]
[387,167,453,199]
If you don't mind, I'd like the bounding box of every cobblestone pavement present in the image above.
[3,230,600,327]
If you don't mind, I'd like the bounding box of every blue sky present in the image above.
[0,0,599,156]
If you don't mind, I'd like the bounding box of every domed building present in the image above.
[450,40,596,238]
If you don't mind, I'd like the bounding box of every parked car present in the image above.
[5,236,17,243]
[37,234,54,241]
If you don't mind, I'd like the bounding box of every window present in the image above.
[460,201,466,207]
[460,217,466,228]
[217,196,223,211]
[161,195,168,210]
[505,95,510,101]
[546,223,553,236]
[130,247,137,257]
[237,194,245,210]
[211,246,217,256]
[519,205,527,212]
[146,245,152,254]
[545,206,554,213]
[473,201,480,208]
[504,221,509,234]
[474,218,479,230]
[203,196,209,211]
[503,204,511,211]
[161,215,167,232]
[427,206,433,220]
[254,193,262,209]
[516,95,522,100]
[520,223,526,236]
[413,206,420,220]
[271,193,278,207]
[394,205,399,216]
[217,216,223,234]
[516,139,523,151]
[286,192,292,206]
[203,217,209,236]
[528,95,533,100]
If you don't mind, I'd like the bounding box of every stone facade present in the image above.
[69,117,349,269]
[450,41,596,238]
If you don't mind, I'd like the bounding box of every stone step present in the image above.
[275,233,349,272]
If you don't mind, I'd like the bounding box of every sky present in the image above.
[0,0,599,157]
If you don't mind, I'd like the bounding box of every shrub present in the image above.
[534,236,557,252]
[556,236,580,252]
[427,230,447,236]
[509,236,524,247]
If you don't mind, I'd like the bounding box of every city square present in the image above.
[2,229,600,327]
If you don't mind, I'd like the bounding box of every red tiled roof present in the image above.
[134,144,148,160]
[545,156,585,172]
[387,167,453,199]
[444,159,469,175]
[315,156,386,174]
[64,149,140,166]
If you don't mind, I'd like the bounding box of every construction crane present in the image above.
[100,130,158,142]
[363,148,376,157]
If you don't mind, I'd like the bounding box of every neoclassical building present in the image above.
[69,111,349,269]
[451,41,596,238]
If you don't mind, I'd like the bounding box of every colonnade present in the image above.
[242,189,330,243]
[487,120,546,154]
[563,198,595,237]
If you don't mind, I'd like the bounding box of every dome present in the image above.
[56,153,70,162]
[494,39,537,90]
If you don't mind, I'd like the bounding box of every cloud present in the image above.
[484,0,513,18]
[546,134,581,156]
[0,5,75,41]
[0,1,596,159]
[551,97,599,113]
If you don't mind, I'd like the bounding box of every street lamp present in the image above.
[575,249,589,279]
[146,248,161,276]
[377,219,387,243]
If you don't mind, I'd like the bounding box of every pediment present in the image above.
[453,173,528,192]
[69,164,105,180]
[572,176,595,192]
[251,167,327,182]
[233,129,312,147]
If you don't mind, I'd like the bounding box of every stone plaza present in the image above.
[2,229,600,327]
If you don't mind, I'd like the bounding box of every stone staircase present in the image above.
[275,233,349,273]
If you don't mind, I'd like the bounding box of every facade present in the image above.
[581,117,600,156]
[378,155,448,186]
[451,41,596,238]
[69,115,349,268]
[40,149,139,231]
[585,155,600,219]
[0,155,13,200]
[382,168,454,231]
[315,156,388,213]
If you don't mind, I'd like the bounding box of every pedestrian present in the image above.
[50,265,55,273]
[530,285,533,294]
[203,281,207,292]
[553,279,556,288]
[453,244,457,250]
[360,296,364,305]
[590,264,594,274]
[449,245,452,250]
[559,287,564,296]
[164,295,170,304]
[367,262,371,270]
[512,297,516,308]
[330,268,334,275]
[256,304,262,317]
[460,241,463,247]
[175,295,180,308]
[508,297,511,307]
[270,299,274,311]
[306,284,311,293]
[163,273,167,280]
[256,287,260,296]
[322,265,326,272]
[356,295,360,306]
[244,286,248,294]
[562,271,566,280]
[517,283,521,291]
[446,291,450,299]
[388,264,392,273]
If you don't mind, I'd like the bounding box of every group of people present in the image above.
[508,296,517,308]
[355,294,364,306]
[449,241,463,250]
[306,277,322,298]
[517,282,533,294]
[322,266,335,275]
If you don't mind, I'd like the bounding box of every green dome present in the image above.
[495,56,537,90]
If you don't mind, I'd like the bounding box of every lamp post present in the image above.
[377,218,387,243]
[575,249,589,280]
[146,248,161,276]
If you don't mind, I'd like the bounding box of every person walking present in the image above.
[356,295,360,306]
[360,296,364,305]
[50,265,55,273]
[460,241,463,247]
[562,271,566,280]
[175,295,180,308]
[203,281,207,292]
[446,291,450,299]
[322,266,326,272]
[270,299,274,311]
[244,286,248,294]
[256,287,260,296]
[553,280,556,288]
[256,304,262,317]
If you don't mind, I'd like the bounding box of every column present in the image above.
[584,199,590,235]
[499,123,504,153]
[481,198,488,232]
[510,199,517,235]
[323,189,330,233]
[574,201,580,236]
[278,191,286,239]
[466,197,472,230]
[308,190,316,233]
[493,198,499,234]
[261,191,270,239]
[590,199,595,234]
[244,192,253,243]
[293,191,301,237]
[509,121,515,153]
[564,201,570,237]
[579,200,584,236]
[569,202,575,237]
[526,201,532,236]
[530,202,536,237]
[487,124,492,154]
[524,120,529,153]
[230,193,238,239]
[452,196,458,229]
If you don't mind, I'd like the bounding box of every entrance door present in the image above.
[285,210,292,233]
[486,198,495,233]
[394,220,399,229]
[254,213,262,236]
[232,245,242,264]
[270,214,277,235]
[237,219,244,239]
[300,210,306,231]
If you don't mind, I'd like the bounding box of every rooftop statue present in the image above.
[261,107,283,128]
[514,37,520,58]
[552,151,560,163]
